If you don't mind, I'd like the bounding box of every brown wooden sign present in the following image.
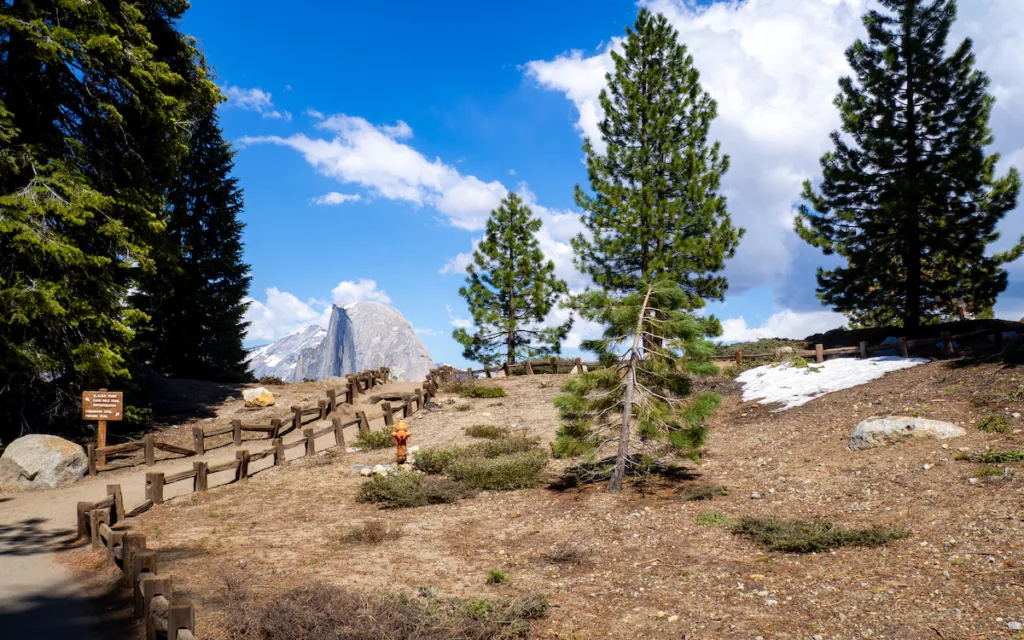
[82,391,124,422]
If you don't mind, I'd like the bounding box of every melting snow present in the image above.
[736,356,930,411]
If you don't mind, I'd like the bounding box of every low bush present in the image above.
[258,375,285,385]
[694,512,732,527]
[354,429,392,451]
[226,580,547,640]
[955,449,1024,463]
[462,386,507,399]
[977,413,1012,433]
[681,484,729,501]
[339,519,401,545]
[465,424,510,439]
[734,517,911,553]
[545,539,587,564]
[356,472,478,509]
[976,465,1012,480]
[486,569,509,585]
[447,450,549,490]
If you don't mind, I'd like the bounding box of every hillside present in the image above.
[60,357,1024,639]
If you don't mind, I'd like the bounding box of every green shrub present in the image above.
[465,425,510,439]
[258,375,285,385]
[462,386,507,399]
[356,472,477,509]
[414,448,461,474]
[976,465,1011,479]
[486,569,509,585]
[955,449,1024,463]
[354,429,392,450]
[474,436,540,458]
[447,450,548,490]
[734,517,911,553]
[695,512,732,527]
[977,413,1012,433]
[454,404,471,412]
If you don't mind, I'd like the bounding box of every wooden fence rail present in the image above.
[71,365,426,639]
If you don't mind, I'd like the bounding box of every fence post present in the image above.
[168,603,195,640]
[417,389,425,412]
[859,341,868,359]
[122,533,147,587]
[382,402,394,427]
[942,330,954,356]
[142,574,171,640]
[403,398,412,419]
[574,357,583,374]
[332,417,346,448]
[318,399,327,420]
[107,484,125,524]
[327,388,337,413]
[550,356,558,373]
[193,461,208,492]
[735,351,742,366]
[273,438,285,465]
[107,529,123,566]
[292,406,302,431]
[133,550,158,617]
[146,472,165,505]
[356,411,370,436]
[231,419,242,447]
[90,508,109,550]
[236,450,250,480]
[303,428,316,457]
[815,344,824,364]
[347,378,358,404]
[525,361,534,376]
[898,336,909,358]
[144,434,156,466]
[191,426,205,456]
[270,418,282,439]
[87,444,97,476]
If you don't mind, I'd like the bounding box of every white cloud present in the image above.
[446,304,473,330]
[305,108,324,119]
[311,192,362,206]
[222,85,289,119]
[414,327,444,337]
[241,115,507,231]
[331,279,391,306]
[718,309,846,344]
[525,0,1024,299]
[243,287,332,341]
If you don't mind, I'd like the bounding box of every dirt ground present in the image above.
[64,362,1024,639]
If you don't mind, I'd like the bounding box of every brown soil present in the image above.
[64,363,1024,640]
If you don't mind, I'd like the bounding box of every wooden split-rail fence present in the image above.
[430,357,601,383]
[86,367,391,476]
[73,370,438,638]
[719,327,1009,367]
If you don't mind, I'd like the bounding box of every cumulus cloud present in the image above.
[222,85,290,119]
[331,279,391,306]
[241,115,507,231]
[718,309,847,344]
[311,192,362,206]
[525,0,1024,300]
[243,287,332,341]
[446,304,473,330]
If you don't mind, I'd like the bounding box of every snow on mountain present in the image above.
[246,324,327,381]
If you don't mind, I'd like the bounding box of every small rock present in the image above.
[242,387,276,407]
[408,445,420,453]
[813,635,825,640]
[750,492,762,500]
[768,487,776,494]
[968,477,978,484]
[848,416,965,450]
[1009,621,1023,631]
[355,466,373,477]
[668,615,679,622]
[346,446,364,453]
[922,463,932,471]
[1012,412,1021,419]
[765,600,777,607]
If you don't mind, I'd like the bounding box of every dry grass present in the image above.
[465,425,511,439]
[338,519,402,545]
[462,386,507,399]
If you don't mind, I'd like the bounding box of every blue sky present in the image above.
[182,0,1024,367]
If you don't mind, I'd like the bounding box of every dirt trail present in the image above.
[0,380,420,638]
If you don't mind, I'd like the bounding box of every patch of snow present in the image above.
[264,354,282,368]
[736,356,929,411]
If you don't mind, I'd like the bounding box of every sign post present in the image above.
[82,389,123,468]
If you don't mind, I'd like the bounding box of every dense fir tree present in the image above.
[134,82,253,383]
[796,0,1022,329]
[573,8,743,311]
[0,1,216,440]
[453,192,571,366]
[553,279,721,492]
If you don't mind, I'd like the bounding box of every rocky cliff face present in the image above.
[251,302,433,382]
[247,325,327,381]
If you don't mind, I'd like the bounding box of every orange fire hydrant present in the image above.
[392,419,412,464]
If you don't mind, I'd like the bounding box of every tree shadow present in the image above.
[0,518,75,557]
[0,571,134,640]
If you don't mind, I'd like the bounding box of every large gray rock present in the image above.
[295,302,434,382]
[0,434,88,490]
[247,324,326,381]
[848,416,966,451]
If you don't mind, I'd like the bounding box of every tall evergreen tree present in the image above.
[796,0,1022,329]
[453,192,572,366]
[553,279,721,492]
[573,8,743,311]
[0,1,214,439]
[134,77,253,382]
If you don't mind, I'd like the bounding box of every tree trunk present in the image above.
[609,285,654,492]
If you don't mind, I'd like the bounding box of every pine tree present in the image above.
[134,78,253,383]
[796,0,1022,329]
[573,8,743,311]
[0,1,213,440]
[553,279,721,492]
[453,192,572,366]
